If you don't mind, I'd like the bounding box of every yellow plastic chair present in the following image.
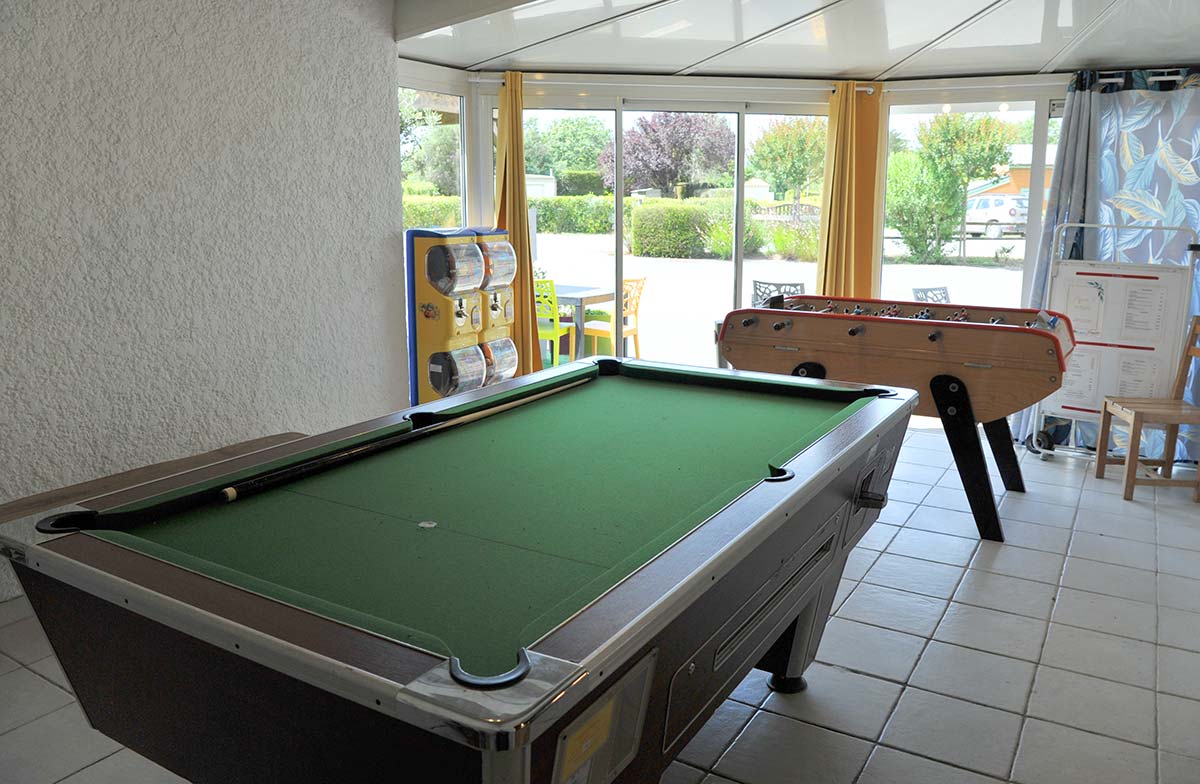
[585,278,646,358]
[534,279,576,366]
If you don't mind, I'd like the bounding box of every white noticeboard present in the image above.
[1043,261,1193,423]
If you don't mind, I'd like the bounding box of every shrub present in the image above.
[403,196,462,229]
[629,201,711,258]
[402,179,438,196]
[770,222,820,261]
[529,196,613,234]
[703,217,767,258]
[556,170,606,196]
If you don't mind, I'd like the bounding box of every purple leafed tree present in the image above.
[599,112,735,194]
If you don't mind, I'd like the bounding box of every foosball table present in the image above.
[718,295,1076,541]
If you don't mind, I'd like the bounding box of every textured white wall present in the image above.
[0,2,407,598]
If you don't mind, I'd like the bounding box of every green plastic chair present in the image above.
[534,279,576,366]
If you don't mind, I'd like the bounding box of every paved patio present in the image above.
[535,234,1025,368]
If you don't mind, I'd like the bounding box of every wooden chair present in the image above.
[534,279,575,366]
[585,278,646,358]
[752,280,805,306]
[913,286,951,304]
[1096,315,1200,501]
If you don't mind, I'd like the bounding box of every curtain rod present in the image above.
[1095,68,1185,85]
[465,74,872,92]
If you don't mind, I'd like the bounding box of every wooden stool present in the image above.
[1096,315,1200,501]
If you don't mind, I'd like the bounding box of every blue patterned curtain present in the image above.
[1022,69,1200,461]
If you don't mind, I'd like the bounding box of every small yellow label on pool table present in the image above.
[561,697,615,780]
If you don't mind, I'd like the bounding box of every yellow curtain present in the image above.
[494,71,543,376]
[816,80,885,299]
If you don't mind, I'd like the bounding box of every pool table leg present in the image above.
[757,583,830,694]
[930,375,1005,542]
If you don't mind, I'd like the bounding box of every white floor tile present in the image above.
[857,746,1004,784]
[856,522,900,552]
[888,480,932,504]
[933,603,1047,661]
[876,500,916,526]
[920,487,1003,516]
[1161,606,1200,653]
[1026,666,1155,745]
[1159,750,1200,784]
[1067,531,1157,571]
[909,640,1035,713]
[0,617,53,665]
[836,583,947,637]
[700,776,736,784]
[952,570,1057,620]
[996,496,1077,528]
[662,761,705,784]
[0,667,75,735]
[1074,509,1157,543]
[886,528,978,567]
[0,652,18,676]
[58,749,189,784]
[1157,504,1200,528]
[905,432,951,453]
[862,553,963,599]
[1060,557,1156,603]
[0,705,121,784]
[1039,623,1156,689]
[893,463,947,485]
[714,712,872,784]
[1159,694,1200,759]
[842,548,879,581]
[1159,545,1200,580]
[1159,646,1200,701]
[970,542,1065,584]
[880,688,1021,778]
[998,520,1071,554]
[815,618,926,682]
[1082,473,1133,496]
[1017,480,1082,508]
[728,670,771,707]
[1161,573,1200,613]
[678,700,754,769]
[904,505,981,538]
[832,578,855,614]
[1159,521,1200,552]
[763,662,901,740]
[1011,718,1156,784]
[28,656,73,694]
[898,447,954,469]
[1077,488,1155,519]
[0,596,34,629]
[1051,587,1156,642]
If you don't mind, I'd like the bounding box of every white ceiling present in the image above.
[395,0,1199,81]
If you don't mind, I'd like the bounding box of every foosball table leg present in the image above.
[929,375,1005,542]
[981,418,1026,493]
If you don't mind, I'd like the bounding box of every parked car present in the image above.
[966,194,1028,238]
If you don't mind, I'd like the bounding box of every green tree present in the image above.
[885,151,963,262]
[413,125,462,196]
[747,118,827,200]
[398,88,439,175]
[523,118,551,175]
[888,129,910,154]
[891,113,1015,260]
[1011,117,1062,145]
[543,116,610,174]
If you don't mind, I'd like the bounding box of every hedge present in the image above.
[629,201,711,258]
[770,222,820,261]
[529,196,613,234]
[401,179,439,196]
[556,170,605,196]
[403,196,461,229]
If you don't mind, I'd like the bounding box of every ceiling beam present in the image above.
[872,0,1012,81]
[1038,0,1128,73]
[394,0,530,41]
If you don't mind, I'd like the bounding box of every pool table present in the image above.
[1,358,915,784]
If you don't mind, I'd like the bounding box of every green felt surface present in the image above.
[93,373,867,677]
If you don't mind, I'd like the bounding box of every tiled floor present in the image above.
[2,419,1198,783]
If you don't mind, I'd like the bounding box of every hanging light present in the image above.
[998,102,1010,113]
[941,103,952,114]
